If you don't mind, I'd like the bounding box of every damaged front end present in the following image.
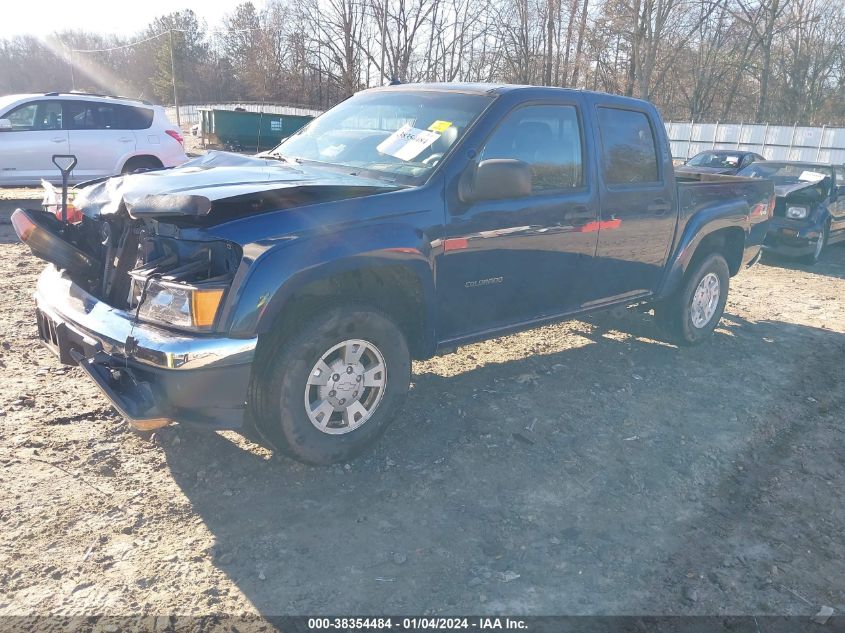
[14,151,399,431]
[13,172,255,431]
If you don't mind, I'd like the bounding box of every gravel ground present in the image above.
[0,197,843,621]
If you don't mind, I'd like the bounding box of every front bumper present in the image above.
[35,266,257,429]
[763,217,822,257]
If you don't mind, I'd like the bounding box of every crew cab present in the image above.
[736,161,845,264]
[13,84,773,464]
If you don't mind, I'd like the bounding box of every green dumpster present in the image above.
[200,109,313,151]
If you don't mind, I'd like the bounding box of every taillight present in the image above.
[165,129,184,146]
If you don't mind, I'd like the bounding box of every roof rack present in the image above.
[42,91,153,106]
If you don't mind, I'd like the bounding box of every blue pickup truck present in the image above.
[13,83,773,464]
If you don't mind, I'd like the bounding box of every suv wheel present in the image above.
[121,156,162,175]
[252,306,411,465]
[656,253,729,346]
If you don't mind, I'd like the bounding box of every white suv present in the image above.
[0,92,188,186]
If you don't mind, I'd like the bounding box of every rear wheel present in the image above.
[656,253,729,346]
[252,305,411,465]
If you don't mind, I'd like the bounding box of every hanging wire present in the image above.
[66,25,293,54]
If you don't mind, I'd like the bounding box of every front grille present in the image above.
[36,309,59,348]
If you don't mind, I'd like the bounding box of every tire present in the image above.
[655,253,730,346]
[121,156,162,175]
[799,222,829,265]
[252,305,411,465]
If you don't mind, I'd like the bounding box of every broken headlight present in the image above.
[131,276,226,331]
[786,205,809,220]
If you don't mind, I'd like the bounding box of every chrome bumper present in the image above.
[35,265,256,371]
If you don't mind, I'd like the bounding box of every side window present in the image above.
[834,166,845,189]
[65,101,96,130]
[597,107,660,185]
[122,105,154,130]
[5,101,62,131]
[740,154,756,168]
[65,101,122,130]
[478,104,584,194]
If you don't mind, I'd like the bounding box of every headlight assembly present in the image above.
[130,275,226,331]
[786,205,809,220]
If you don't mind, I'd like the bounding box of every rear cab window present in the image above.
[596,107,661,186]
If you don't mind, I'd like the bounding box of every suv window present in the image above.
[597,107,660,185]
[64,101,154,130]
[5,101,63,131]
[478,104,584,194]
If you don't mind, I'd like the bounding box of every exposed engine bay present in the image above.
[12,203,240,332]
[13,151,399,332]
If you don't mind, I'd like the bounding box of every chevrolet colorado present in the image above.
[13,83,773,464]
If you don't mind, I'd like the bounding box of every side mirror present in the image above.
[460,159,532,203]
[0,119,12,132]
[836,185,845,199]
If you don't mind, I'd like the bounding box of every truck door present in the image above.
[438,102,599,341]
[587,105,676,305]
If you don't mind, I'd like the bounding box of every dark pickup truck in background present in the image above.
[736,160,845,264]
[13,83,773,464]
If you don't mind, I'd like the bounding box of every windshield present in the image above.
[269,90,493,184]
[737,162,832,187]
[687,151,744,168]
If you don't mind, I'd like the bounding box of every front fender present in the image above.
[224,221,437,342]
[658,196,751,298]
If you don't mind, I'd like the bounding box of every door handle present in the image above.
[118,137,133,143]
[51,137,65,143]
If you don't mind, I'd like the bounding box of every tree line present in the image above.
[1,0,843,126]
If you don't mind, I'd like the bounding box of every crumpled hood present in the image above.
[774,180,826,198]
[74,151,400,219]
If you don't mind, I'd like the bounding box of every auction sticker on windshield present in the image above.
[799,170,827,182]
[377,124,440,161]
[428,120,452,133]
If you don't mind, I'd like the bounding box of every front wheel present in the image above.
[655,253,730,346]
[252,306,411,465]
[799,222,829,265]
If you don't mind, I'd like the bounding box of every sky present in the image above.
[3,0,240,38]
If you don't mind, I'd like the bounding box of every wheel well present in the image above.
[122,155,163,173]
[689,227,745,276]
[263,266,429,359]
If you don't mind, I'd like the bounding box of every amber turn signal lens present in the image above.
[191,288,225,328]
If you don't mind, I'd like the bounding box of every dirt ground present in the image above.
[0,196,843,622]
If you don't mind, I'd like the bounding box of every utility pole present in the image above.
[69,48,76,90]
[169,28,181,128]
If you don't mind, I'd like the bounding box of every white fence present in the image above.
[166,103,324,127]
[666,121,845,163]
